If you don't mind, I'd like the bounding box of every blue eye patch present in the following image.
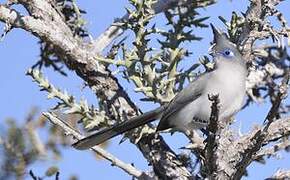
[221,49,234,57]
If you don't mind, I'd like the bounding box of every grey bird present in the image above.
[73,24,247,150]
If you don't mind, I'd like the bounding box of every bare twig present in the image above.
[264,71,289,129]
[266,169,290,180]
[29,170,38,180]
[55,171,60,180]
[184,130,205,153]
[43,112,144,179]
[265,117,290,143]
[255,139,290,160]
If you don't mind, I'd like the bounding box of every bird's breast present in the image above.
[206,65,246,119]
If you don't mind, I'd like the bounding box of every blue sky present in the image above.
[0,0,289,179]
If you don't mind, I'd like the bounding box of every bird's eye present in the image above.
[222,49,234,57]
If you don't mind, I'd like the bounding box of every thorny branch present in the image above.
[92,0,215,54]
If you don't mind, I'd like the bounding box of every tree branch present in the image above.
[204,94,220,178]
[43,112,145,179]
[232,73,289,179]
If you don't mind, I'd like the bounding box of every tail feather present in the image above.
[73,106,166,150]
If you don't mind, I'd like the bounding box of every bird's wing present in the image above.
[157,73,208,131]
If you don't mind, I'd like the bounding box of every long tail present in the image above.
[73,106,166,150]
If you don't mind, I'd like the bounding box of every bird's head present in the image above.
[209,24,243,64]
